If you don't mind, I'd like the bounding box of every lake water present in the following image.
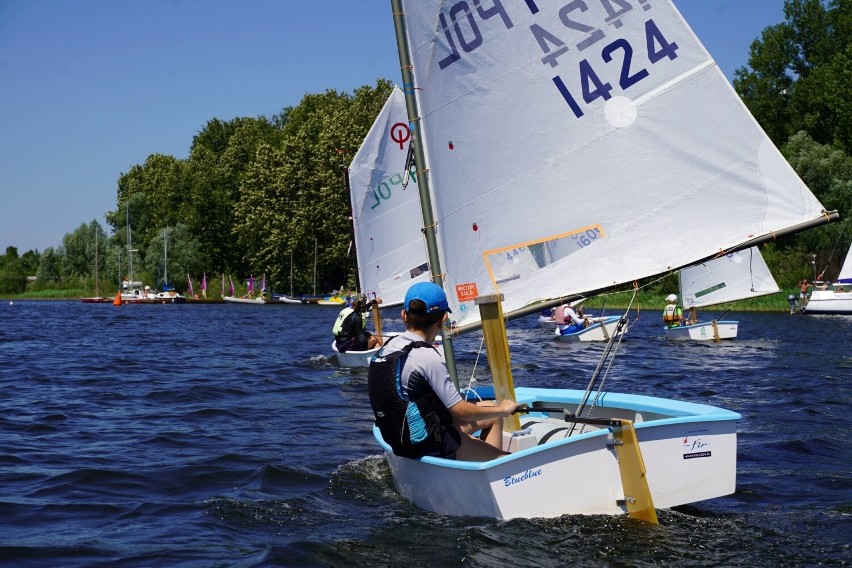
[0,300,849,566]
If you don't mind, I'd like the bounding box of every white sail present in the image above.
[348,86,431,307]
[679,247,779,309]
[837,244,852,284]
[399,1,827,328]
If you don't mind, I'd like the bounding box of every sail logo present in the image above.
[456,282,478,302]
[503,468,542,487]
[682,433,711,459]
[389,122,410,149]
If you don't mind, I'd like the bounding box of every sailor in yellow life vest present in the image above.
[333,293,382,352]
[662,293,691,328]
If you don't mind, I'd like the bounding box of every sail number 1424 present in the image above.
[435,0,680,119]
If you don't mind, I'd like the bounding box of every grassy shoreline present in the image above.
[5,288,802,312]
[567,289,798,313]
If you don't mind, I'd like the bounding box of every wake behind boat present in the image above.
[373,0,837,521]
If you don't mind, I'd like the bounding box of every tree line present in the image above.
[1,0,849,296]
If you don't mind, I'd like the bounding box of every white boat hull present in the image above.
[333,333,445,367]
[376,387,739,519]
[664,321,738,341]
[331,340,385,368]
[803,289,852,314]
[538,315,557,330]
[554,316,625,342]
[223,296,266,305]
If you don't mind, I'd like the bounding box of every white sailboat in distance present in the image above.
[666,246,780,341]
[333,86,442,367]
[372,0,837,521]
[804,243,852,314]
[348,86,433,308]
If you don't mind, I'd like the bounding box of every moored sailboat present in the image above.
[81,232,109,303]
[803,243,852,314]
[373,0,837,521]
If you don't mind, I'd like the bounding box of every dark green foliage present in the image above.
[0,247,27,294]
[733,0,851,279]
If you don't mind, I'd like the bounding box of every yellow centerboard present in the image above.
[613,419,659,524]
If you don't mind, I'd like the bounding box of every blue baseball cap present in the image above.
[404,282,451,313]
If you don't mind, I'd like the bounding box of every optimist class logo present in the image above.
[390,122,410,150]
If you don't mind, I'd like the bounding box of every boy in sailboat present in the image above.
[555,304,589,335]
[663,294,691,327]
[332,293,382,352]
[368,282,519,461]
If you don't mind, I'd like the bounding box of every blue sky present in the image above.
[0,1,786,254]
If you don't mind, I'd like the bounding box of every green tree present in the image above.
[144,223,202,291]
[0,260,26,294]
[62,220,108,278]
[0,247,27,294]
[782,131,852,276]
[734,0,851,278]
[36,247,61,284]
[270,80,394,293]
[20,250,40,275]
[182,116,283,276]
[734,0,852,154]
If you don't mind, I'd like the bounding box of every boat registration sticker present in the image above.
[456,283,478,302]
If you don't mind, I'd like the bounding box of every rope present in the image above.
[569,287,638,437]
[460,334,487,402]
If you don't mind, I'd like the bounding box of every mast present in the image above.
[163,227,168,288]
[344,166,359,293]
[390,0,459,387]
[94,232,99,297]
[125,202,133,285]
[313,237,318,296]
[290,250,294,297]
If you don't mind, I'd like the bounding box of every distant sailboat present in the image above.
[804,243,852,314]
[149,227,186,303]
[274,252,302,304]
[332,86,446,366]
[223,274,266,304]
[348,86,433,307]
[81,232,109,303]
[665,246,779,341]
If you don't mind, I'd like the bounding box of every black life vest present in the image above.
[367,340,454,459]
